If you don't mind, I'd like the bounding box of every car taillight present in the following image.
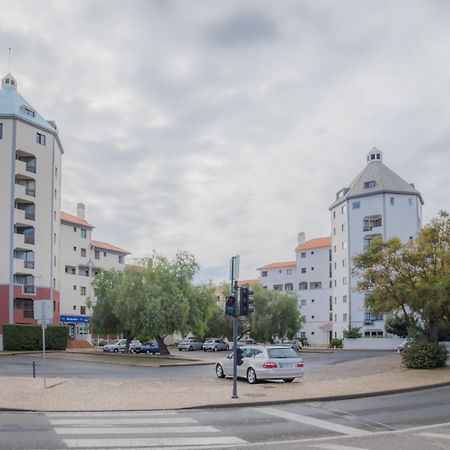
[262,362,278,369]
[296,361,304,368]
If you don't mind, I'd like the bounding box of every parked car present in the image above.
[203,338,229,352]
[215,345,304,384]
[102,338,142,353]
[237,338,257,346]
[397,339,412,353]
[282,339,302,352]
[178,338,203,351]
[138,340,160,354]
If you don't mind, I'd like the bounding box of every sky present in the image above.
[3,0,450,283]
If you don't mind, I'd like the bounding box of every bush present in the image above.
[329,338,343,348]
[343,327,363,339]
[297,337,309,347]
[3,324,69,351]
[401,340,448,369]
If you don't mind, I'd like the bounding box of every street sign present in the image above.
[34,300,53,324]
[229,255,240,281]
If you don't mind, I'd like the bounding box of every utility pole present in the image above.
[229,255,239,399]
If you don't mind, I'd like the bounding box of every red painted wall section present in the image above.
[0,284,60,333]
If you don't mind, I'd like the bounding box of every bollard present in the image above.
[32,361,36,378]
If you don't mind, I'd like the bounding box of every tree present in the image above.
[90,251,217,354]
[343,327,363,339]
[250,285,304,343]
[354,210,450,344]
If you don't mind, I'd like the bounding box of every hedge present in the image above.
[3,324,69,351]
[401,340,448,369]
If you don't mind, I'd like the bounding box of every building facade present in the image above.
[59,203,130,340]
[0,73,63,332]
[329,148,423,339]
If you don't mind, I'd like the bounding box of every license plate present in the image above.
[280,363,293,368]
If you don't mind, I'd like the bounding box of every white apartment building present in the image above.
[295,234,332,345]
[258,261,296,292]
[329,148,423,339]
[59,203,130,340]
[0,72,63,332]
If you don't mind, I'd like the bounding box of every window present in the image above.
[311,267,314,271]
[36,133,46,145]
[300,331,306,338]
[80,286,86,296]
[279,269,283,274]
[54,188,57,199]
[261,271,267,277]
[333,245,336,253]
[311,298,315,303]
[342,259,346,267]
[286,268,292,275]
[352,201,360,209]
[54,232,56,244]
[333,211,336,219]
[343,295,347,303]
[300,252,306,258]
[309,281,322,289]
[390,197,395,205]
[300,299,306,306]
[81,248,86,257]
[80,229,87,238]
[333,228,336,235]
[80,306,86,315]
[311,315,315,319]
[330,312,333,320]
[73,285,76,290]
[73,227,77,232]
[341,205,346,214]
[95,250,100,260]
[341,223,345,232]
[103,252,107,257]
[329,296,333,310]
[73,246,77,252]
[73,305,77,310]
[364,180,376,188]
[273,284,283,291]
[284,283,293,291]
[53,255,56,267]
[329,280,332,288]
[299,282,308,290]
[342,241,347,249]
[408,198,412,206]
[119,255,124,264]
[301,268,306,273]
[0,123,2,139]
[342,277,347,285]
[343,313,347,321]
[24,107,35,117]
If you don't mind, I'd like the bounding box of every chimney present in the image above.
[77,203,85,219]
[297,232,306,245]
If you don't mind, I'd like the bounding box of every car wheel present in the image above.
[283,378,295,383]
[247,368,258,384]
[178,348,182,351]
[145,350,150,354]
[216,364,226,378]
[113,348,118,353]
[213,346,218,352]
[189,346,193,351]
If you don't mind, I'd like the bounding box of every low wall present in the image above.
[0,334,2,351]
[343,337,404,350]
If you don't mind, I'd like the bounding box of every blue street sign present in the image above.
[60,315,90,323]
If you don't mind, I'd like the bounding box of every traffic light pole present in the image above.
[230,256,239,399]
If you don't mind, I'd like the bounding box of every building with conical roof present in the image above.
[0,72,63,332]
[329,148,424,339]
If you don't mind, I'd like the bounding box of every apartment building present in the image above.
[59,203,130,340]
[0,72,63,332]
[329,147,423,339]
[258,261,296,292]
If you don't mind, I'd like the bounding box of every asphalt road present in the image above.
[0,350,392,379]
[0,385,449,449]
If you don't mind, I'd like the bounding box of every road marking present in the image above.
[62,436,248,447]
[45,410,177,417]
[49,417,197,425]
[416,432,450,440]
[259,407,370,436]
[312,444,370,450]
[54,425,218,434]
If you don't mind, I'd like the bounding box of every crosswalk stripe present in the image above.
[259,407,370,436]
[62,436,248,447]
[416,432,450,440]
[50,417,196,426]
[54,425,219,434]
[45,411,177,417]
[312,444,370,449]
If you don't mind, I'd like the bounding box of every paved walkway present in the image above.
[0,352,449,412]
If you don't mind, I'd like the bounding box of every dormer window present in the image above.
[24,107,35,117]
[364,180,376,189]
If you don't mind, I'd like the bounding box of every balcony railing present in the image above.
[23,309,34,318]
[25,188,36,197]
[23,285,35,294]
[24,235,35,244]
[24,212,35,220]
[26,162,36,173]
[24,260,35,269]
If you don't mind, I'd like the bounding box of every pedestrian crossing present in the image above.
[45,410,247,448]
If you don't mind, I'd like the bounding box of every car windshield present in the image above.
[268,348,299,358]
[109,340,120,345]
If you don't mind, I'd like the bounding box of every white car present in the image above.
[215,345,304,384]
[103,339,142,353]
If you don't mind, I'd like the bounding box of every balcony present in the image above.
[14,233,35,249]
[14,207,34,224]
[14,258,34,274]
[15,183,36,199]
[23,285,35,294]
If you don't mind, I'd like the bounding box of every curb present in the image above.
[1,381,449,414]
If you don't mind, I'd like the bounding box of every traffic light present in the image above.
[225,295,236,316]
[239,285,254,316]
[236,347,244,366]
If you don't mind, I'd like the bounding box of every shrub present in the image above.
[297,337,309,347]
[329,338,343,348]
[3,324,69,351]
[401,340,448,369]
[343,327,363,339]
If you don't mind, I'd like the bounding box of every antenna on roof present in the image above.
[8,48,11,73]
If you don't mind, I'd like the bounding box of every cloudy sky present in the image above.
[3,0,449,283]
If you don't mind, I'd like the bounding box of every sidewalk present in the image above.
[0,353,449,412]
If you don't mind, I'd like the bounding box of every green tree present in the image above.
[91,251,217,354]
[250,285,304,343]
[343,327,363,339]
[354,210,450,344]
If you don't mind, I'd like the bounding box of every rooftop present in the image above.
[296,236,331,252]
[60,211,95,229]
[91,240,130,255]
[257,261,296,271]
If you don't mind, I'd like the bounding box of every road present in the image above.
[0,385,449,449]
[0,350,390,379]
